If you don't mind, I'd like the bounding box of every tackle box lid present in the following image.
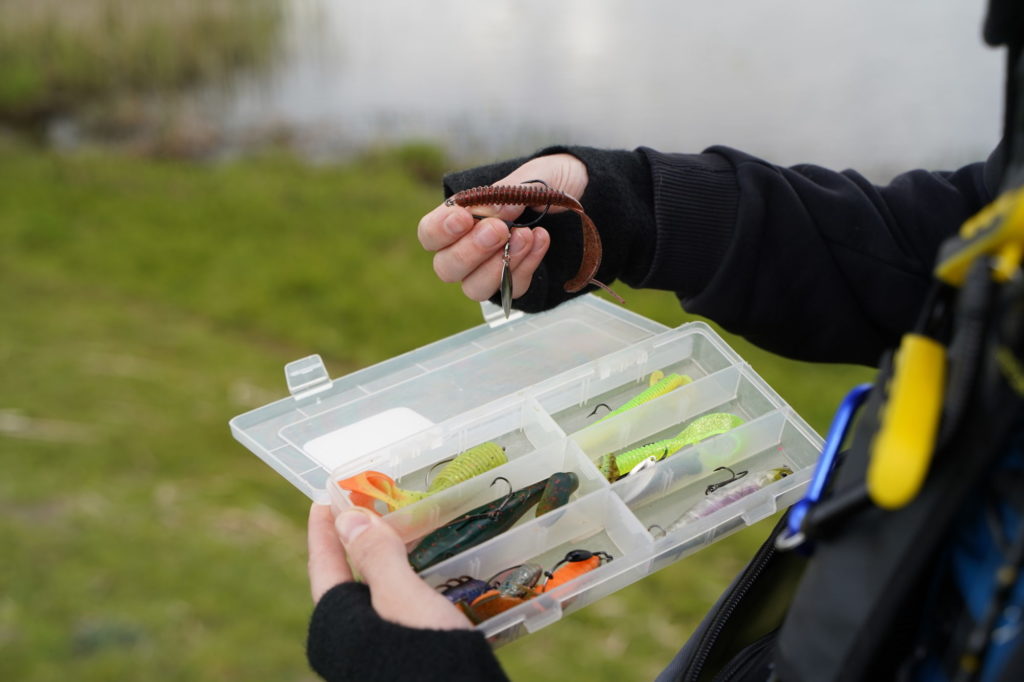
[229,296,670,500]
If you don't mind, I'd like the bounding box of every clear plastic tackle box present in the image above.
[229,295,823,646]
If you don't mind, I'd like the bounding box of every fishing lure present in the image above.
[427,442,508,494]
[596,412,745,482]
[408,475,557,572]
[537,549,614,593]
[437,576,489,605]
[337,442,508,512]
[462,563,545,624]
[336,470,430,513]
[445,182,623,315]
[592,371,693,422]
[658,466,793,535]
[535,471,579,516]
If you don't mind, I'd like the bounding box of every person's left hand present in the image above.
[307,503,472,630]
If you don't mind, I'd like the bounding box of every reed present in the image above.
[0,0,280,122]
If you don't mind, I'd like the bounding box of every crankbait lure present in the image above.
[442,548,613,624]
[408,475,569,572]
[593,371,693,423]
[537,549,614,593]
[658,466,793,535]
[597,412,745,481]
[459,563,544,623]
[437,576,489,605]
[427,442,508,494]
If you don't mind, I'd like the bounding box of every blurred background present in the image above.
[0,0,1001,680]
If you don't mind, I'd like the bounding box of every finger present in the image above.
[511,227,550,298]
[432,217,509,285]
[335,509,470,630]
[458,226,534,301]
[489,153,589,211]
[418,204,474,252]
[308,503,352,603]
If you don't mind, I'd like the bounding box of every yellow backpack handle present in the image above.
[867,334,947,510]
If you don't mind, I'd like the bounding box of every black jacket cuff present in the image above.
[308,582,509,682]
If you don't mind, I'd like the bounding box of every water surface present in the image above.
[223,0,1002,179]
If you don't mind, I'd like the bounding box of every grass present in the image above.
[0,0,280,124]
[0,140,873,681]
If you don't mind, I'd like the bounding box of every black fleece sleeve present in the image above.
[641,146,997,365]
[307,583,510,682]
[443,144,1000,366]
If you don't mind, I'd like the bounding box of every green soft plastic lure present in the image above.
[594,371,693,423]
[337,442,508,512]
[427,442,508,494]
[597,412,745,481]
[535,471,579,516]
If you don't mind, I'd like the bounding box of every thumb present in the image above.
[335,509,471,630]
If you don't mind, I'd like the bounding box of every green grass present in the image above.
[0,141,873,681]
[0,0,280,123]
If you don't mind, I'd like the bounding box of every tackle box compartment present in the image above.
[229,295,823,646]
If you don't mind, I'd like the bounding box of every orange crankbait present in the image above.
[537,549,614,593]
[454,549,614,624]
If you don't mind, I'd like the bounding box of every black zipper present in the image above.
[681,522,784,682]
[711,630,777,682]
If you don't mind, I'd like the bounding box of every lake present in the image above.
[220,0,1002,179]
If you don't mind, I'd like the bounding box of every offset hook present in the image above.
[424,457,455,490]
[586,402,612,418]
[440,476,515,528]
[488,476,514,516]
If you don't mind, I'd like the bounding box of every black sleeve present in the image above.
[443,145,1001,366]
[307,583,510,682]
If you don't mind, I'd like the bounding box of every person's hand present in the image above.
[307,503,471,630]
[417,153,589,302]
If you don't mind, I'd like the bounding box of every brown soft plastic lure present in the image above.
[445,183,621,301]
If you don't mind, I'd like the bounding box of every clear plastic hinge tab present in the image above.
[285,354,333,400]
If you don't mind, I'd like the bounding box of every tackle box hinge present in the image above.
[285,355,333,401]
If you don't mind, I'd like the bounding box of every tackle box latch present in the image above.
[285,355,333,401]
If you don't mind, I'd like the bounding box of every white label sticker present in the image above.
[303,408,434,470]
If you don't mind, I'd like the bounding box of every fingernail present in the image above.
[509,230,528,255]
[474,222,506,249]
[531,229,548,253]
[444,214,467,237]
[335,510,372,545]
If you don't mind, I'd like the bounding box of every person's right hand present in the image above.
[417,153,589,302]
